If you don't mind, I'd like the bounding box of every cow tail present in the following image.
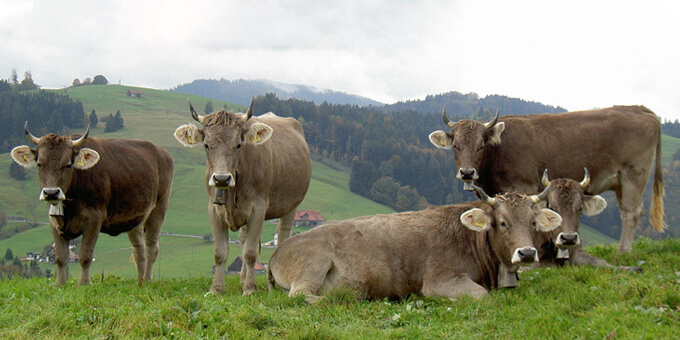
[650,129,666,232]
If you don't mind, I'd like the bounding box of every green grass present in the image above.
[0,238,678,338]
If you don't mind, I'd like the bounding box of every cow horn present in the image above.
[72,125,90,148]
[441,106,454,128]
[187,99,204,124]
[471,184,496,206]
[243,97,254,122]
[529,184,552,204]
[484,109,500,129]
[24,121,40,144]
[580,167,591,189]
[541,169,550,187]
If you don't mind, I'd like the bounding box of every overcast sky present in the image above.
[2,0,679,120]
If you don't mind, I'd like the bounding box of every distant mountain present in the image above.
[381,91,568,116]
[171,78,383,107]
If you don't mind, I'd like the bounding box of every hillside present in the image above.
[171,78,383,107]
[0,84,394,278]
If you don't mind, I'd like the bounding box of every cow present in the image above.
[267,184,562,301]
[534,169,641,271]
[173,99,311,295]
[428,105,665,253]
[10,123,174,285]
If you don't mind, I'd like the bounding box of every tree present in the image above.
[89,109,98,128]
[0,79,11,93]
[105,110,124,132]
[4,248,13,260]
[72,78,81,87]
[19,70,39,91]
[204,101,214,114]
[10,69,18,86]
[0,211,7,231]
[92,75,108,85]
[9,162,26,181]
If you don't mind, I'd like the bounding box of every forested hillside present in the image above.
[171,78,382,107]
[381,91,568,115]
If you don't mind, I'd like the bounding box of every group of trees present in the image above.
[1,248,50,280]
[72,74,108,87]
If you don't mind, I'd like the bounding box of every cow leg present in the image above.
[616,170,647,253]
[209,204,229,294]
[127,225,147,285]
[422,275,489,300]
[50,225,70,285]
[238,225,248,284]
[142,198,168,282]
[276,210,296,246]
[241,208,266,296]
[77,229,100,285]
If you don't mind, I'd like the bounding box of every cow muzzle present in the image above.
[555,232,580,247]
[511,246,539,264]
[209,172,235,189]
[457,168,478,191]
[39,187,66,216]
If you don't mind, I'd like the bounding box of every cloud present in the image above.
[1,0,679,119]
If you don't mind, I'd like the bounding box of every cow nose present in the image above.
[40,187,65,202]
[512,247,538,263]
[210,173,234,188]
[458,168,477,180]
[557,232,580,247]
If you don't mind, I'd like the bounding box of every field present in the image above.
[0,238,678,338]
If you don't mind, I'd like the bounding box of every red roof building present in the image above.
[294,210,325,227]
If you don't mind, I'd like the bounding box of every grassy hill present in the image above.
[0,238,677,338]
[0,85,394,278]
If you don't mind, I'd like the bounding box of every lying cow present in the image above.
[11,123,174,285]
[535,169,641,271]
[267,184,562,301]
[428,105,664,253]
[174,99,311,295]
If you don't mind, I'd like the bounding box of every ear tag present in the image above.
[188,135,196,144]
[255,134,261,143]
[23,154,30,161]
[75,157,86,167]
[475,220,485,227]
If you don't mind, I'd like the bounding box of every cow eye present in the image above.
[36,163,43,168]
[204,144,210,151]
[500,221,507,229]
[62,164,72,170]
[452,145,460,151]
[532,221,537,228]
[236,143,242,150]
[478,145,484,151]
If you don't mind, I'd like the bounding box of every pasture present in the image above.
[0,238,678,338]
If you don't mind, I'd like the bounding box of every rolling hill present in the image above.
[0,84,394,279]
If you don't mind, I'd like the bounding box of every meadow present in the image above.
[0,238,678,339]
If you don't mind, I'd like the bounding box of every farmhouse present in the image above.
[126,89,145,98]
[226,256,266,274]
[294,210,325,227]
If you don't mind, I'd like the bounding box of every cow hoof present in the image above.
[242,288,257,296]
[619,266,643,273]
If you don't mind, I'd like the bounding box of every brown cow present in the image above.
[173,99,311,295]
[534,169,641,271]
[429,105,665,253]
[11,123,174,285]
[267,185,562,301]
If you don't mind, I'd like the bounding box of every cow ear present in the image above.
[245,122,273,145]
[174,123,203,147]
[535,209,562,232]
[11,145,37,168]
[73,148,100,170]
[429,130,453,150]
[461,208,492,232]
[486,122,505,145]
[583,194,607,216]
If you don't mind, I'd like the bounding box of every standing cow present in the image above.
[173,100,311,295]
[267,184,562,301]
[535,169,641,271]
[11,123,174,285]
[428,105,665,253]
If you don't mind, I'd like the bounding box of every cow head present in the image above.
[541,168,607,258]
[429,107,505,190]
[460,184,562,272]
[174,99,272,201]
[11,122,99,216]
